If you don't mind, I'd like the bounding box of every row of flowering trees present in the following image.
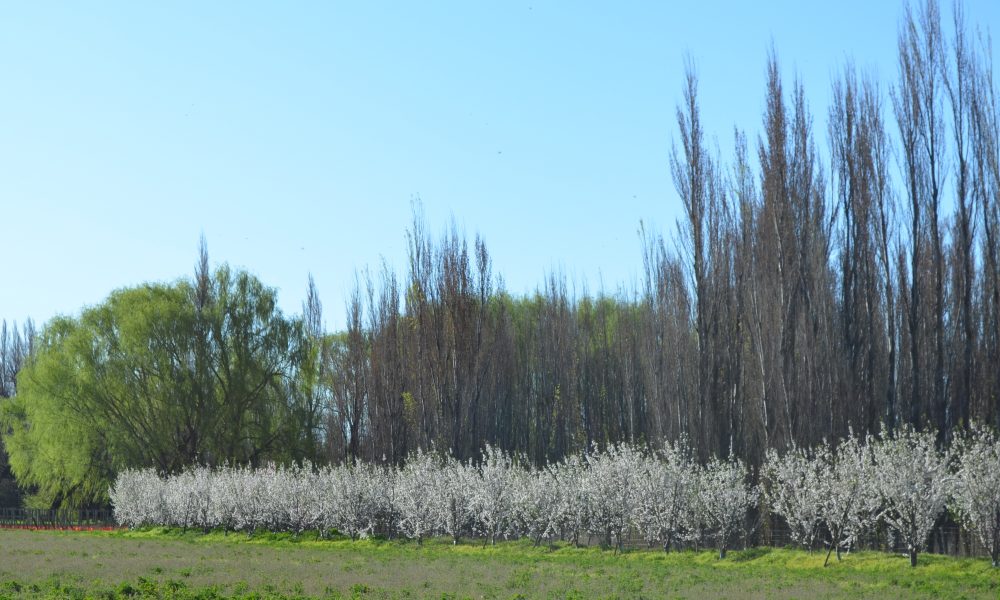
[765,425,1000,567]
[111,426,1000,566]
[111,442,755,558]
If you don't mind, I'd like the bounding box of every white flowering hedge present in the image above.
[111,426,1000,565]
[111,441,751,558]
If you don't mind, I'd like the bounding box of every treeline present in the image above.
[323,0,1000,467]
[1,0,999,508]
[0,320,34,507]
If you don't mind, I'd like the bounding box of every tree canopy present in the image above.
[1,0,999,514]
[0,261,315,508]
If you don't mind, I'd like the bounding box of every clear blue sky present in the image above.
[2,1,997,331]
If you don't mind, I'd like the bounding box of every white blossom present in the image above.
[272,462,321,535]
[436,454,476,543]
[394,449,444,543]
[816,433,878,565]
[633,438,697,552]
[511,465,562,546]
[697,454,757,559]
[551,454,589,546]
[951,424,1000,567]
[764,444,824,549]
[110,468,165,529]
[320,463,381,540]
[470,445,517,545]
[870,425,951,567]
[583,443,643,552]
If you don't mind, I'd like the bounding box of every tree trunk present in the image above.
[824,530,839,567]
[992,527,999,567]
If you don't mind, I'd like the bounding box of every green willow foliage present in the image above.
[0,264,317,508]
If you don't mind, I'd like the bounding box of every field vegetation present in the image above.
[1,528,999,599]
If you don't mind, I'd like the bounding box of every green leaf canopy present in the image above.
[0,266,312,508]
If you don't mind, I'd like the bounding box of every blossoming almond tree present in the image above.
[374,464,400,538]
[763,445,824,550]
[512,465,562,546]
[870,426,951,567]
[633,438,697,552]
[951,424,1000,567]
[471,445,517,545]
[319,463,380,540]
[437,454,475,544]
[208,465,239,533]
[162,467,211,530]
[242,463,278,534]
[394,449,443,544]
[583,443,643,552]
[552,454,589,547]
[273,462,320,536]
[110,467,165,529]
[698,455,757,559]
[817,433,878,566]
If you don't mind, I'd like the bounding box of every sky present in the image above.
[2,1,998,332]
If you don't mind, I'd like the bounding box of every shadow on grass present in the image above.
[729,546,774,562]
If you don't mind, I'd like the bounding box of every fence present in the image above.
[0,507,990,558]
[755,516,986,558]
[0,507,116,530]
[578,513,988,558]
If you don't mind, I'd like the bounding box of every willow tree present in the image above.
[0,263,310,508]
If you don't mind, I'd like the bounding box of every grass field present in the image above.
[0,529,998,599]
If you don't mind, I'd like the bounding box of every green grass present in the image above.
[0,528,997,598]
